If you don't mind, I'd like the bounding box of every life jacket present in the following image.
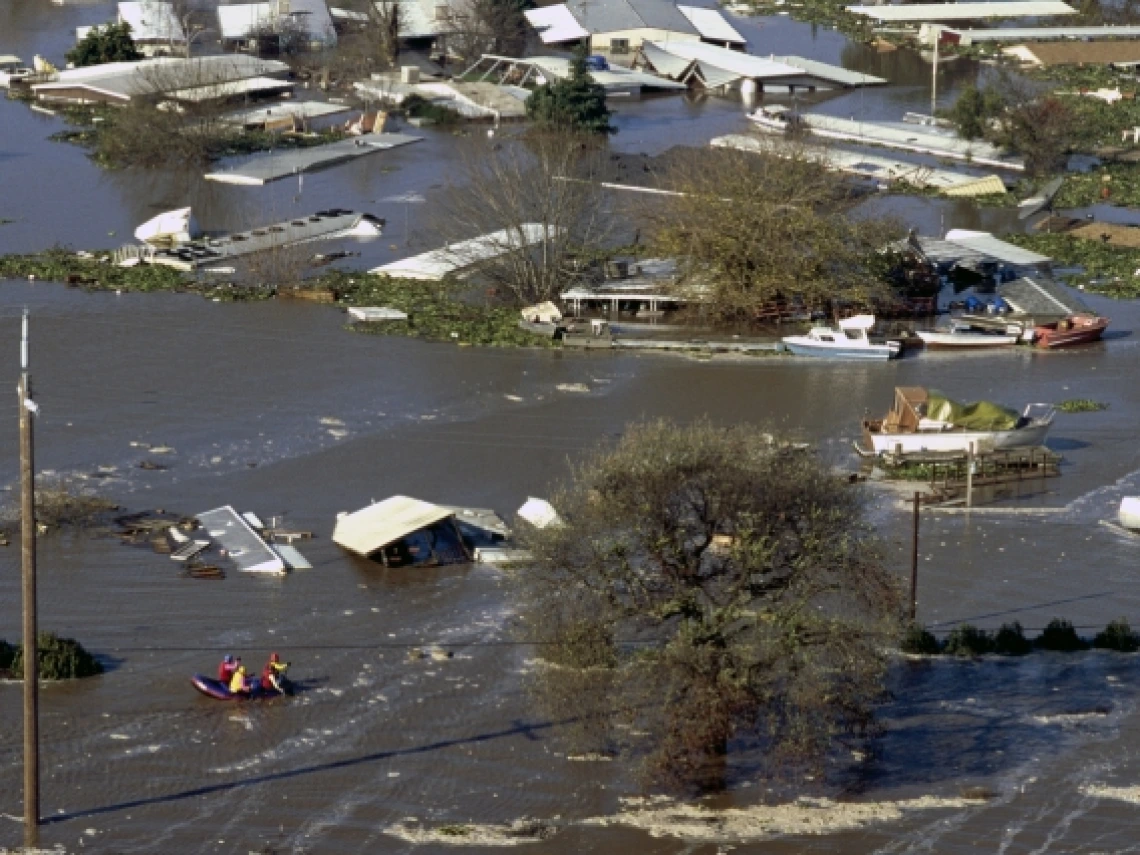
[229,667,247,693]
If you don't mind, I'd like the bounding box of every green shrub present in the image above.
[1093,619,1140,652]
[1058,399,1108,413]
[900,624,942,655]
[7,632,104,680]
[1036,618,1089,652]
[0,639,15,671]
[944,625,994,656]
[993,622,1033,656]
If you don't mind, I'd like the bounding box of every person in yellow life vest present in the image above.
[261,652,289,692]
[229,660,251,695]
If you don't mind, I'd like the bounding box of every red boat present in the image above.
[1033,314,1109,349]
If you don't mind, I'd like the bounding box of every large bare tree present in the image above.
[515,419,903,790]
[435,134,614,305]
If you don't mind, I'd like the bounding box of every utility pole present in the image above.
[910,491,920,623]
[19,310,40,848]
[931,37,939,118]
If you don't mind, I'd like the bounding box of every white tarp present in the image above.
[333,496,454,557]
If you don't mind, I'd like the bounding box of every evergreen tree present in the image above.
[66,22,143,67]
[525,44,614,135]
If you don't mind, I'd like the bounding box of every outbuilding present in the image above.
[333,496,471,567]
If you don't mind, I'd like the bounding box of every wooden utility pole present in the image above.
[910,491,920,623]
[19,310,39,848]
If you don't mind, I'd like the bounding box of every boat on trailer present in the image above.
[782,315,901,360]
[858,386,1055,455]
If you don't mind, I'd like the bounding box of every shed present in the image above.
[333,496,470,566]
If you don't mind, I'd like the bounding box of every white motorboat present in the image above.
[747,104,794,134]
[916,318,1025,349]
[134,207,201,247]
[782,315,900,360]
[859,386,1055,455]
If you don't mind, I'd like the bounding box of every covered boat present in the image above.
[859,386,1055,455]
[782,315,901,360]
[916,318,1025,348]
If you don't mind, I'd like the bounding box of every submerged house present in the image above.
[333,496,471,567]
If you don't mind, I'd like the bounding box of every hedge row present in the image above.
[902,619,1139,657]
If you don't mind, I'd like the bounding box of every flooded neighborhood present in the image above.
[5,0,1140,851]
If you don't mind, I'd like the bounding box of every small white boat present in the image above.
[134,207,201,247]
[1120,498,1140,530]
[783,315,900,360]
[860,386,1055,455]
[747,104,794,134]
[916,319,1024,349]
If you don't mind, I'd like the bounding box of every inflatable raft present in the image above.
[191,674,288,700]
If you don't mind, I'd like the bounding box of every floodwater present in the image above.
[3,2,1140,853]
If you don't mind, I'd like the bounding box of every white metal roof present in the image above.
[118,1,186,42]
[770,55,886,86]
[942,23,1140,40]
[220,99,350,125]
[219,0,336,44]
[524,55,686,90]
[165,75,293,102]
[848,1,1077,21]
[677,5,745,44]
[333,496,454,557]
[644,40,802,78]
[525,5,590,43]
[198,506,286,574]
[944,229,1051,265]
[370,224,556,280]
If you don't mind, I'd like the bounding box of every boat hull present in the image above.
[1035,317,1108,349]
[1121,497,1140,530]
[191,674,287,700]
[783,341,898,359]
[866,421,1052,454]
[916,331,1019,348]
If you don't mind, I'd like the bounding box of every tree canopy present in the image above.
[525,45,614,136]
[515,420,902,790]
[639,146,901,320]
[66,22,143,67]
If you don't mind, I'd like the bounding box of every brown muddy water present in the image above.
[5,2,1140,853]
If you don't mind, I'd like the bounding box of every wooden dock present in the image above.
[876,445,1062,506]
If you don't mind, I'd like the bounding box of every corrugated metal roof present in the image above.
[644,40,802,77]
[637,41,696,78]
[198,506,286,574]
[166,75,293,102]
[33,55,291,100]
[118,1,186,42]
[945,24,1140,41]
[560,0,698,34]
[371,224,556,280]
[333,496,454,557]
[677,5,746,43]
[694,62,742,87]
[770,55,886,86]
[525,55,686,89]
[848,1,1077,21]
[525,5,590,43]
[997,276,1090,316]
[943,229,1051,265]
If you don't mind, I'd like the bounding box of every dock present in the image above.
[795,113,1024,172]
[145,210,384,271]
[874,446,1061,506]
[204,133,422,185]
[711,134,1008,196]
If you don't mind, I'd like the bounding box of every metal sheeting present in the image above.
[944,229,1051,265]
[676,5,746,43]
[333,496,455,557]
[522,55,686,90]
[557,0,698,34]
[371,224,555,280]
[32,55,291,101]
[644,40,803,78]
[693,63,743,88]
[204,134,422,186]
[198,506,286,574]
[637,41,697,78]
[220,100,351,127]
[848,1,1077,21]
[524,5,590,43]
[945,24,1140,41]
[998,277,1090,316]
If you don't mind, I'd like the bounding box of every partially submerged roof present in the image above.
[469,54,685,92]
[165,75,294,103]
[997,276,1091,316]
[220,99,351,126]
[204,134,422,185]
[944,229,1051,265]
[118,1,186,42]
[768,55,887,87]
[333,496,454,557]
[644,40,802,78]
[32,55,291,101]
[677,5,746,44]
[848,1,1077,21]
[371,224,556,280]
[198,505,286,574]
[560,0,698,34]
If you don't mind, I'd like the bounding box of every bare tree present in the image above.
[636,142,902,321]
[515,419,903,791]
[434,134,614,305]
[448,0,528,63]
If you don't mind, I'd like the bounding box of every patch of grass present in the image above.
[1053,164,1140,209]
[322,271,554,348]
[900,624,942,655]
[879,462,937,482]
[993,622,1033,656]
[1058,399,1108,413]
[1036,618,1089,652]
[437,825,471,837]
[4,632,104,680]
[944,624,995,657]
[1093,619,1140,652]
